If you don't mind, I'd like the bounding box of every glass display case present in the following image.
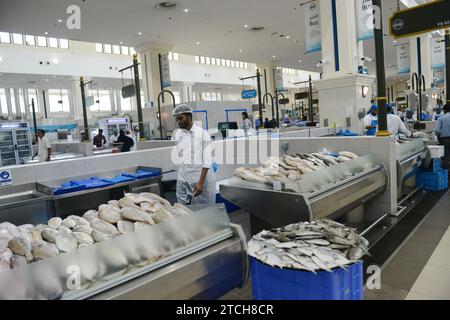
[0,123,32,167]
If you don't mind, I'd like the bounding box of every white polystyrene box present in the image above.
[428,145,445,159]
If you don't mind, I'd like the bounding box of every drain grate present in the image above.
[362,191,447,282]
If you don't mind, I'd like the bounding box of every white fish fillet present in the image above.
[83,210,98,221]
[339,151,358,159]
[117,221,135,235]
[153,207,175,224]
[139,193,171,207]
[55,235,78,253]
[8,237,33,262]
[41,228,61,243]
[48,217,62,229]
[99,208,122,224]
[72,232,94,245]
[90,218,119,235]
[31,241,59,260]
[120,207,154,224]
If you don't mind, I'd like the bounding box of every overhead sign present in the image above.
[241,89,257,99]
[159,53,171,88]
[0,170,12,187]
[279,98,290,105]
[434,69,445,84]
[275,68,284,92]
[389,0,450,39]
[304,0,321,53]
[396,43,410,75]
[431,38,445,70]
[356,0,374,41]
[121,84,136,98]
[85,95,95,107]
[295,92,309,100]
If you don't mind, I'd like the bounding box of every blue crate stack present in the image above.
[250,257,363,300]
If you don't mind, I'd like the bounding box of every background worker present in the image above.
[363,105,378,136]
[32,129,52,162]
[435,104,450,170]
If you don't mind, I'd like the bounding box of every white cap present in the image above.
[172,104,193,116]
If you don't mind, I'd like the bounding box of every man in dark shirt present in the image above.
[93,129,107,148]
[264,118,271,129]
[116,130,134,152]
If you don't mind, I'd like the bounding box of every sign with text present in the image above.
[279,98,290,105]
[304,0,321,53]
[356,0,374,41]
[396,43,410,75]
[241,89,257,99]
[275,68,285,92]
[390,0,450,39]
[159,53,171,88]
[431,38,445,70]
[0,170,12,187]
[295,92,309,100]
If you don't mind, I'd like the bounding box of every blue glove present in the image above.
[212,161,218,173]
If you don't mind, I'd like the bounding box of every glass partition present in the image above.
[396,139,425,162]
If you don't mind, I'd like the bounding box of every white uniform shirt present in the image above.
[38,136,51,162]
[126,133,137,151]
[363,114,377,133]
[387,114,411,137]
[109,134,118,145]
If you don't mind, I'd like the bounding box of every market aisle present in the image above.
[406,226,450,300]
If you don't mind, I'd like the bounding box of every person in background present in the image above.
[432,106,443,121]
[32,129,51,162]
[385,104,412,137]
[241,112,253,135]
[405,109,417,122]
[363,105,378,136]
[109,130,119,145]
[133,126,141,142]
[172,104,215,205]
[263,118,271,129]
[435,104,450,170]
[93,129,107,148]
[116,130,134,152]
[125,129,137,151]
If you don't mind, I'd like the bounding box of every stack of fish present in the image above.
[0,193,192,272]
[235,151,359,185]
[248,219,369,273]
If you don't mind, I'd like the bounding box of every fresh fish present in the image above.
[173,203,193,215]
[75,217,90,227]
[339,151,359,160]
[328,236,355,247]
[78,243,91,249]
[120,207,154,224]
[57,225,72,235]
[31,241,59,260]
[117,220,135,235]
[305,239,330,246]
[83,210,98,221]
[48,217,62,229]
[0,236,9,252]
[275,242,301,249]
[55,235,78,253]
[338,156,352,163]
[262,252,284,268]
[310,255,333,272]
[8,237,33,262]
[72,232,94,245]
[139,193,172,207]
[41,228,61,243]
[125,193,149,204]
[99,208,122,224]
[347,246,365,261]
[62,218,77,229]
[108,200,120,208]
[0,229,13,242]
[118,197,140,209]
[0,249,13,271]
[91,230,112,242]
[11,254,28,268]
[0,222,21,238]
[140,201,161,213]
[329,244,352,250]
[134,222,151,230]
[73,226,93,235]
[152,207,174,224]
[90,218,119,235]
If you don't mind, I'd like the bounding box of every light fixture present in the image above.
[53,59,59,65]
[196,41,200,45]
[138,32,143,35]
[58,19,63,23]
[361,85,369,97]
[46,79,49,82]
[239,49,243,52]
[393,40,397,43]
[184,8,189,13]
[298,60,302,63]
[0,57,3,62]
[272,55,276,58]
[286,36,291,39]
[44,32,49,35]
[120,41,123,44]
[244,25,248,28]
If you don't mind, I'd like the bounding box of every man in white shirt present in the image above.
[125,129,137,151]
[109,130,119,145]
[384,104,412,137]
[32,129,52,162]
[172,104,216,205]
[363,105,378,136]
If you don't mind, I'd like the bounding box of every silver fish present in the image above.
[55,235,78,253]
[91,230,113,243]
[120,207,154,224]
[8,237,33,262]
[41,228,61,243]
[99,208,122,224]
[31,241,59,260]
[90,218,119,235]
[305,239,330,246]
[83,210,98,221]
[347,246,365,261]
[139,193,172,207]
[48,217,62,229]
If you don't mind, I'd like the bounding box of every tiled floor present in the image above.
[220,190,450,300]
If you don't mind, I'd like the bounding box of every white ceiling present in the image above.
[0,0,431,73]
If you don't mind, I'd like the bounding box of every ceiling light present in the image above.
[239,49,243,52]
[244,25,248,28]
[196,41,200,45]
[155,2,179,11]
[286,36,291,39]
[393,40,397,43]
[44,32,49,35]
[184,8,189,13]
[46,79,49,82]
[53,59,59,65]
[58,19,63,23]
[138,32,143,35]
[272,55,276,59]
[120,41,123,44]
[53,75,56,78]
[298,60,302,63]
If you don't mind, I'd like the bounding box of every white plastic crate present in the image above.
[428,145,445,159]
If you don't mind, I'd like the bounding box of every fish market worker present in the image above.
[363,105,378,136]
[435,104,450,170]
[172,104,216,205]
[385,104,412,138]
[32,129,52,162]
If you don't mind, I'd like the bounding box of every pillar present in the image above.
[410,34,433,110]
[109,89,117,114]
[135,42,173,106]
[115,90,122,114]
[23,88,31,120]
[13,89,21,118]
[180,82,194,103]
[70,77,85,120]
[314,0,375,133]
[5,88,13,120]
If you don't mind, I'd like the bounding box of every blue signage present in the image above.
[242,89,257,99]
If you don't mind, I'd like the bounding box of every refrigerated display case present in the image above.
[0,122,32,167]
[98,118,130,139]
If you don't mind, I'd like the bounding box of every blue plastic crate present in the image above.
[431,158,442,172]
[52,182,86,195]
[417,170,448,191]
[216,193,241,213]
[251,257,363,300]
[102,175,136,184]
[122,168,162,179]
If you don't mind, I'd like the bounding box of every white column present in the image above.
[136,42,173,106]
[109,89,116,114]
[13,89,21,118]
[256,63,277,97]
[319,0,359,79]
[180,82,194,102]
[70,77,84,120]
[5,88,13,120]
[409,34,433,110]
[115,90,122,114]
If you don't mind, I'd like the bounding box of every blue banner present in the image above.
[242,89,257,99]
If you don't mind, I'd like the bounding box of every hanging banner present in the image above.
[433,69,444,84]
[431,38,445,70]
[356,0,374,41]
[396,44,410,74]
[159,53,171,88]
[275,68,284,92]
[304,0,321,53]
